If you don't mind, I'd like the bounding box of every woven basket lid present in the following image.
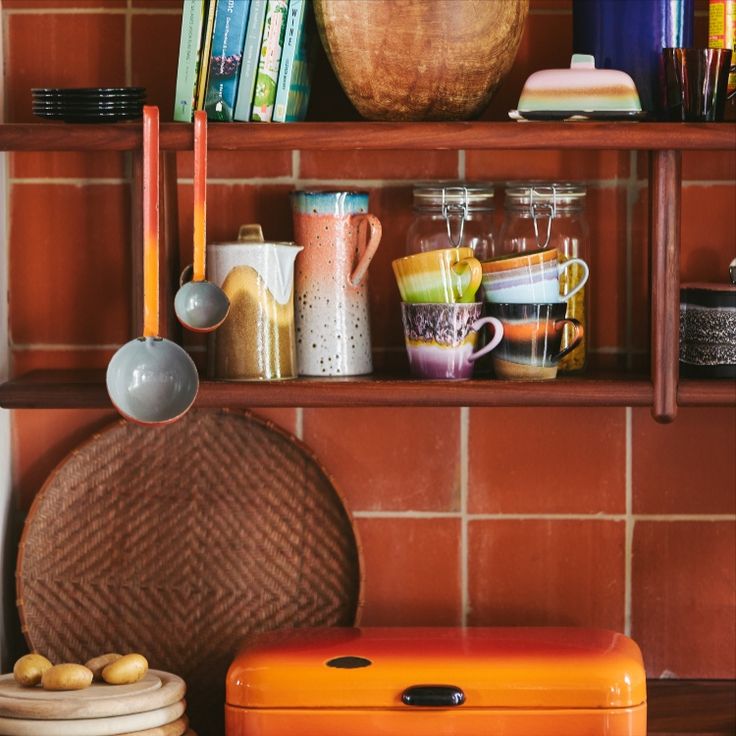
[16,410,362,736]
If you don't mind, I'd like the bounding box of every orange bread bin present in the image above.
[226,627,647,736]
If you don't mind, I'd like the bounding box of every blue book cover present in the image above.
[204,0,252,121]
[173,0,207,122]
[233,0,268,121]
[273,0,314,123]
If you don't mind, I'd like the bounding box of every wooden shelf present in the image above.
[0,121,734,152]
[0,369,733,410]
[648,678,736,732]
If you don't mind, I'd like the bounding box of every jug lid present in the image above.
[211,224,300,249]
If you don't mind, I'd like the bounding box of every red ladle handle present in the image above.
[143,105,159,339]
[193,110,207,283]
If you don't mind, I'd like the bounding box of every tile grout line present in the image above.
[459,406,469,626]
[351,510,736,521]
[292,150,300,180]
[624,406,634,637]
[457,150,465,179]
[295,407,303,440]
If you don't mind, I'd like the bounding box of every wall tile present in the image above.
[633,407,736,515]
[12,409,119,510]
[630,184,650,353]
[12,348,114,375]
[5,13,126,123]
[683,150,736,181]
[302,408,460,512]
[131,13,180,121]
[9,184,132,344]
[466,150,629,182]
[468,519,625,630]
[299,150,459,181]
[469,407,626,514]
[356,517,462,625]
[176,150,293,180]
[632,521,736,678]
[3,1,125,7]
[480,11,572,121]
[681,185,736,282]
[11,152,128,180]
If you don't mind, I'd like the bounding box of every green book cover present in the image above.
[250,0,288,122]
[273,0,313,122]
[173,0,207,122]
[195,0,218,110]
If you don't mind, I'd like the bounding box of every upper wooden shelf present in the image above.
[0,121,734,152]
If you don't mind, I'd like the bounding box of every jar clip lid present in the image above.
[441,186,469,247]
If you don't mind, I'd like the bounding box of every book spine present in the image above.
[195,0,218,110]
[203,0,251,121]
[173,0,207,122]
[233,0,268,121]
[250,0,288,122]
[272,0,304,123]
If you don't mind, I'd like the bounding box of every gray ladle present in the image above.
[174,110,230,332]
[106,105,199,425]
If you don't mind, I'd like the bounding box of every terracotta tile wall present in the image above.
[3,0,735,681]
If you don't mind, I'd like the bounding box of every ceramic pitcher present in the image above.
[291,191,382,376]
[208,224,302,380]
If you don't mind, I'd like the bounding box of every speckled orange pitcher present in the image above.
[291,191,382,376]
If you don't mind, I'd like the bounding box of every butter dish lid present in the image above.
[516,54,642,113]
[227,626,647,711]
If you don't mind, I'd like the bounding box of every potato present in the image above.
[13,653,53,687]
[42,664,93,691]
[102,653,148,685]
[85,652,122,681]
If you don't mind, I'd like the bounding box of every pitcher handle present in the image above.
[350,214,382,288]
[551,318,584,362]
[558,257,590,300]
[467,317,504,362]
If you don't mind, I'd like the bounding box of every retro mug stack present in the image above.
[481,247,589,380]
[392,247,503,380]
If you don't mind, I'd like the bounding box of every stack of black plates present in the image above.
[32,87,145,123]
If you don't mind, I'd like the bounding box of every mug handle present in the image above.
[451,257,482,301]
[467,317,504,362]
[349,214,382,287]
[558,258,590,300]
[551,318,584,362]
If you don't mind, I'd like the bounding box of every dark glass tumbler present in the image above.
[662,48,736,121]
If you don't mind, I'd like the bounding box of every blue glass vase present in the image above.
[572,0,694,114]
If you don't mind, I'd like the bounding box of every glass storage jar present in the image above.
[498,183,590,372]
[406,182,496,260]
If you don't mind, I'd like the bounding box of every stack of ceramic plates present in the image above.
[32,87,145,123]
[0,670,195,735]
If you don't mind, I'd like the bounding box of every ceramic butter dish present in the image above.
[510,54,644,121]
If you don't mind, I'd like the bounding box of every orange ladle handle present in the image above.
[143,105,159,339]
[193,110,207,283]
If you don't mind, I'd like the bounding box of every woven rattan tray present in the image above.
[17,410,362,736]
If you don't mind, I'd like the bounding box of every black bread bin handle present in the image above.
[401,684,465,707]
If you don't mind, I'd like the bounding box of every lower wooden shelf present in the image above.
[648,679,736,732]
[0,370,734,409]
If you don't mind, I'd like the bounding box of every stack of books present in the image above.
[174,0,314,123]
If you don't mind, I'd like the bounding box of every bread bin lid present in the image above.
[226,627,647,710]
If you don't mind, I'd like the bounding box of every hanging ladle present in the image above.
[106,105,199,425]
[174,110,230,332]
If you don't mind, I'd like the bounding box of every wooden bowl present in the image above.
[314,0,529,121]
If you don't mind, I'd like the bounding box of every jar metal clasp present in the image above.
[441,187,469,247]
[530,186,558,249]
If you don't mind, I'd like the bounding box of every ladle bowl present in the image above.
[106,337,198,424]
[174,109,230,333]
[174,279,230,332]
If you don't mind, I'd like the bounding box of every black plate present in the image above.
[32,87,145,95]
[33,102,144,112]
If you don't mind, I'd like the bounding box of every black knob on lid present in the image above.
[401,684,465,707]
